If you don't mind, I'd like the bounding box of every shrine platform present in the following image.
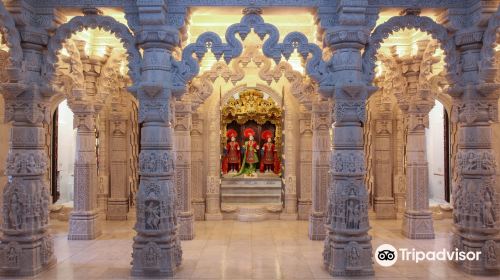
[220,176,283,221]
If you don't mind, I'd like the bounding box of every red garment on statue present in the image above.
[261,142,275,165]
[226,141,240,163]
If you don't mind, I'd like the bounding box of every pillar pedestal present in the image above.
[308,212,326,240]
[107,198,129,220]
[178,211,195,240]
[68,211,102,240]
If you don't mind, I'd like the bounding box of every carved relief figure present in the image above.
[8,192,22,230]
[143,244,159,267]
[346,199,360,229]
[6,246,18,267]
[483,191,496,227]
[222,129,241,174]
[237,128,259,175]
[348,246,360,268]
[485,241,498,267]
[145,201,160,230]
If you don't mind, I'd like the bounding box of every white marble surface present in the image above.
[21,217,495,279]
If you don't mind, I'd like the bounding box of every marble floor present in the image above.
[11,216,497,279]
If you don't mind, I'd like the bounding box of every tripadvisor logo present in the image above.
[375,244,398,267]
[374,243,481,267]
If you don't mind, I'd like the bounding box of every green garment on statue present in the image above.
[236,140,259,176]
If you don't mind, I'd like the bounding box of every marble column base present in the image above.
[394,193,405,213]
[205,193,222,220]
[374,197,397,219]
[68,211,102,240]
[205,213,223,220]
[323,234,374,276]
[178,211,195,240]
[452,232,500,275]
[0,232,56,276]
[131,235,182,277]
[192,200,206,220]
[402,210,435,239]
[308,212,326,240]
[282,194,297,220]
[107,198,129,220]
[97,194,108,214]
[280,213,298,220]
[298,199,312,220]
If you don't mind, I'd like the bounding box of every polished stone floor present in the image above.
[14,216,497,279]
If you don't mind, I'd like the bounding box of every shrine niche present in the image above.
[221,89,282,176]
[218,89,284,220]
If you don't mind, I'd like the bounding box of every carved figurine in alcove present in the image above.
[237,128,259,176]
[222,129,241,174]
[259,130,280,174]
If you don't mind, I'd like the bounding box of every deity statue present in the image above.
[259,130,280,174]
[222,129,241,174]
[237,128,259,175]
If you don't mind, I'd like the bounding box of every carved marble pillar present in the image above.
[0,38,56,276]
[97,110,109,215]
[191,115,205,220]
[450,30,500,275]
[298,113,312,220]
[393,115,407,215]
[205,97,222,220]
[131,4,182,275]
[174,101,194,240]
[322,8,374,275]
[309,101,331,240]
[400,57,435,239]
[281,99,298,220]
[107,112,129,220]
[373,113,396,219]
[68,102,102,240]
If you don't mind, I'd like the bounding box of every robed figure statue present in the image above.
[237,128,259,175]
[222,129,241,174]
[259,130,280,174]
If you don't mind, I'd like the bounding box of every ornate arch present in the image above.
[221,84,283,107]
[362,15,459,85]
[0,1,22,70]
[480,6,500,83]
[172,10,326,95]
[45,14,141,85]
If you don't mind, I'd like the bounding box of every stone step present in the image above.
[220,187,282,195]
[221,194,282,204]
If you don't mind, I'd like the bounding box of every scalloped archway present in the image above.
[362,15,459,85]
[45,14,141,85]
